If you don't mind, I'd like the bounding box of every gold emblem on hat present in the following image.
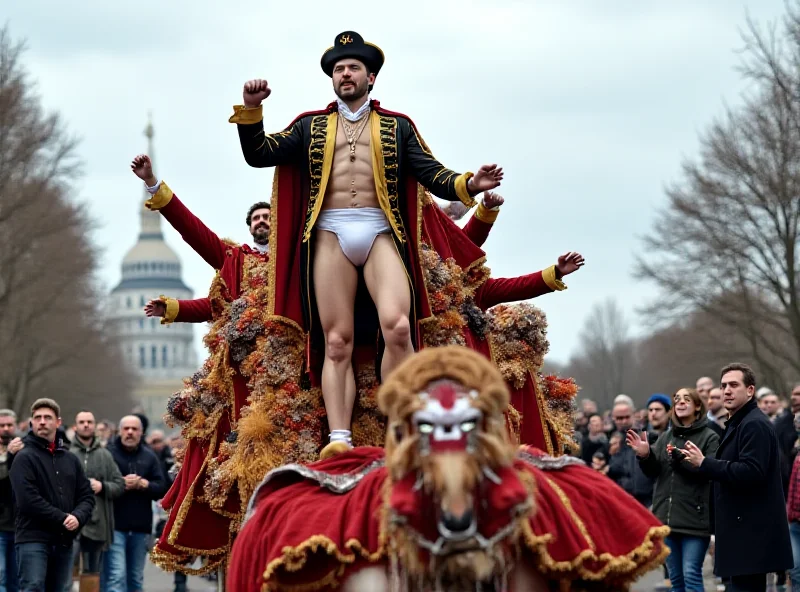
[339,34,353,45]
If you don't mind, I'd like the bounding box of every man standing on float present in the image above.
[230,31,503,456]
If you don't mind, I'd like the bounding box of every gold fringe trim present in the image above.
[521,520,671,582]
[267,168,280,316]
[166,430,232,556]
[262,566,344,592]
[260,478,391,588]
[150,544,227,577]
[532,371,556,456]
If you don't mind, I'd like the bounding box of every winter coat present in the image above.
[107,438,167,533]
[607,439,656,505]
[9,431,95,546]
[580,435,608,466]
[773,410,797,499]
[639,417,719,537]
[0,449,15,532]
[69,437,125,549]
[699,398,793,578]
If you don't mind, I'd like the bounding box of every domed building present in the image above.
[108,120,198,428]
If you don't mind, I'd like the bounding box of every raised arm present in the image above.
[474,252,584,311]
[475,269,562,311]
[131,155,228,270]
[462,192,503,248]
[401,118,503,207]
[145,297,213,325]
[228,79,304,168]
[636,431,666,479]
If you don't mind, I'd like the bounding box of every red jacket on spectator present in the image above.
[787,452,800,522]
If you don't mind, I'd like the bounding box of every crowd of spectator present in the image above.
[570,364,799,591]
[0,401,186,592]
[2,361,799,591]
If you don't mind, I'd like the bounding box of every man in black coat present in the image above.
[0,409,22,592]
[9,398,95,592]
[102,415,167,592]
[680,363,792,592]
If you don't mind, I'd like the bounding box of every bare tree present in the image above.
[635,3,800,389]
[564,298,634,410]
[0,27,133,420]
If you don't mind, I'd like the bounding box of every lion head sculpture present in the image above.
[376,346,534,590]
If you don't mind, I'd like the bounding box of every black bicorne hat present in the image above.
[320,31,385,77]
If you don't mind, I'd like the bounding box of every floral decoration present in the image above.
[540,374,580,453]
[418,241,489,347]
[486,303,549,389]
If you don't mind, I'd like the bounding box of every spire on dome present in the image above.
[140,112,163,239]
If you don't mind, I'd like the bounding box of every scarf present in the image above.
[336,97,371,122]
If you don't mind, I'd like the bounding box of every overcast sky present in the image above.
[4,0,787,364]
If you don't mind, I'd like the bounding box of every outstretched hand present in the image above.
[482,191,504,209]
[144,299,167,318]
[469,164,504,194]
[625,429,650,458]
[131,154,157,186]
[556,252,585,277]
[243,79,271,107]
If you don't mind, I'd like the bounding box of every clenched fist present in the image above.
[243,79,271,108]
[63,514,79,531]
[131,154,157,186]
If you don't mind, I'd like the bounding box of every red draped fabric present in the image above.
[229,447,668,591]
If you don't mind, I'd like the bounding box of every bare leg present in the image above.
[363,235,413,381]
[313,230,358,431]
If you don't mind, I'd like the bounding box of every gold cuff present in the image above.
[475,202,499,224]
[160,296,179,325]
[228,104,263,125]
[145,182,173,211]
[454,172,477,208]
[542,265,567,292]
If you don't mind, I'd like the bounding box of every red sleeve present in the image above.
[153,186,227,270]
[475,271,553,311]
[175,298,213,323]
[462,216,492,248]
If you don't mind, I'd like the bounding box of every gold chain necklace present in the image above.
[341,114,369,162]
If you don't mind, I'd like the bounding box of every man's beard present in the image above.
[252,226,269,245]
[335,80,368,102]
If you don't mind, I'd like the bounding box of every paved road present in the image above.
[140,559,721,591]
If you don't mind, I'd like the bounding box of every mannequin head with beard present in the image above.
[246,201,271,246]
